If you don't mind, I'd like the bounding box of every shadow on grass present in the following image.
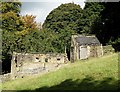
[16,76,119,92]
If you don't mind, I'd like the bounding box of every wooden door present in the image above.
[80,46,88,60]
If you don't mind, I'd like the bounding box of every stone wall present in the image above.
[71,35,103,61]
[1,73,11,82]
[103,45,115,55]
[89,45,103,57]
[11,52,68,79]
[97,44,104,57]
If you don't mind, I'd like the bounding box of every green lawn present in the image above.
[2,53,119,91]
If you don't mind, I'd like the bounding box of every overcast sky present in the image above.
[20,0,86,24]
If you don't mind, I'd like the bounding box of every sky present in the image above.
[20,0,86,24]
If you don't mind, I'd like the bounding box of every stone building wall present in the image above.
[89,45,102,57]
[103,45,115,55]
[11,52,68,79]
[97,44,104,57]
[72,45,103,61]
[1,73,11,82]
[71,35,103,61]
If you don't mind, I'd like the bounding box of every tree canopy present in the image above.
[1,2,24,32]
[79,2,105,34]
[43,3,83,57]
[91,2,120,50]
[43,3,83,33]
[1,2,21,14]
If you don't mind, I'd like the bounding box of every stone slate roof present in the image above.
[75,36,100,45]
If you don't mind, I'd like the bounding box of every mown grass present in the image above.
[2,53,119,91]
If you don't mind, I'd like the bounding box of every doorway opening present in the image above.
[2,54,12,74]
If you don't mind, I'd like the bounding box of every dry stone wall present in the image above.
[10,52,68,79]
[1,73,11,82]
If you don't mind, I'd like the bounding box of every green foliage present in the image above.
[2,30,15,60]
[1,2,26,73]
[91,2,120,50]
[0,2,24,32]
[1,2,21,14]
[18,29,56,53]
[43,3,83,54]
[112,38,120,52]
[80,2,105,34]
[77,2,120,51]
[43,3,82,33]
[22,15,37,32]
[2,29,57,58]
[2,30,17,73]
[1,11,24,32]
[1,2,23,64]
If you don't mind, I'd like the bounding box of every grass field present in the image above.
[2,53,119,91]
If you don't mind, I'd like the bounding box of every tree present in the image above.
[16,29,56,53]
[1,1,24,73]
[43,3,83,58]
[1,1,23,56]
[15,15,38,35]
[79,2,104,34]
[91,2,120,51]
[1,2,21,14]
[1,11,24,32]
[43,3,82,33]
[22,15,37,30]
[1,2,24,32]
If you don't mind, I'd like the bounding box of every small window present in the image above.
[57,58,60,61]
[35,57,40,62]
[36,57,39,60]
[45,58,48,62]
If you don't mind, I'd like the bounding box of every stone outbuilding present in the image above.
[70,35,103,62]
